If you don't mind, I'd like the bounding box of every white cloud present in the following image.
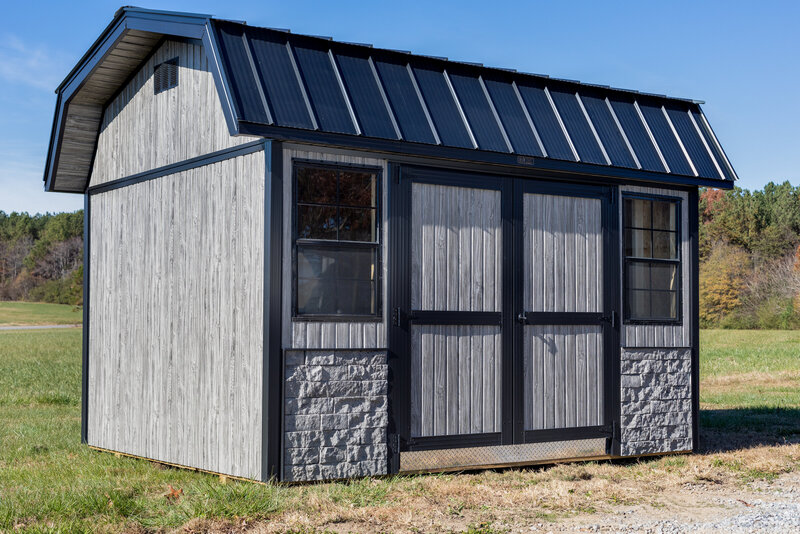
[0,35,71,91]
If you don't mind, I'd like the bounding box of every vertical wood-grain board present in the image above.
[411,183,502,312]
[88,151,265,480]
[410,325,502,437]
[90,39,259,187]
[281,145,388,349]
[522,193,602,313]
[619,186,690,348]
[523,325,604,430]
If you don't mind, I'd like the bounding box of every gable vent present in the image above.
[154,58,179,94]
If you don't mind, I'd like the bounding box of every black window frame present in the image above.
[292,159,383,322]
[622,192,682,325]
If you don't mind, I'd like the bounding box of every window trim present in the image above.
[622,192,683,325]
[291,159,383,322]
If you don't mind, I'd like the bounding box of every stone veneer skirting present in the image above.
[620,348,693,456]
[283,350,388,482]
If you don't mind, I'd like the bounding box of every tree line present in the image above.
[0,211,83,305]
[700,181,800,329]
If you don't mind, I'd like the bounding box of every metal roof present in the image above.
[43,8,737,193]
[213,20,737,183]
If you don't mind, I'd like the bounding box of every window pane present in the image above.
[653,231,678,259]
[650,291,677,319]
[625,229,651,257]
[624,198,651,229]
[652,201,676,231]
[297,245,377,315]
[339,207,376,242]
[626,262,650,290]
[339,171,376,207]
[297,167,337,204]
[298,205,338,239]
[651,263,678,291]
[627,289,650,319]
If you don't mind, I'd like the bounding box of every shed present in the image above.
[44,7,737,483]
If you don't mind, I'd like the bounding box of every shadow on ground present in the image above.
[700,407,800,453]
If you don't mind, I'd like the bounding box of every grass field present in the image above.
[0,301,82,326]
[1,328,799,533]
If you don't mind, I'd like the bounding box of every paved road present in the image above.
[0,324,81,330]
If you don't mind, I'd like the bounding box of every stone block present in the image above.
[327,381,363,397]
[306,351,335,366]
[286,397,334,415]
[285,414,320,432]
[284,351,305,366]
[285,431,323,449]
[320,414,349,430]
[285,447,319,465]
[320,446,346,464]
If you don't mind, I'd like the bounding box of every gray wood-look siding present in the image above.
[55,29,163,192]
[411,184,502,312]
[90,39,259,188]
[523,193,602,313]
[281,145,388,349]
[523,325,604,430]
[88,151,265,480]
[410,325,502,437]
[620,186,691,348]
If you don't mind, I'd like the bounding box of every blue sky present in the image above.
[1,0,797,214]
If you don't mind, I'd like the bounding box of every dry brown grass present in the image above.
[176,443,800,534]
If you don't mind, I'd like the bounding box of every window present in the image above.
[294,163,380,319]
[623,195,681,323]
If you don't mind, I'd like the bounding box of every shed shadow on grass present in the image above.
[700,407,800,453]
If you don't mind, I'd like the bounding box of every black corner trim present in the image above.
[87,140,266,195]
[81,193,90,445]
[689,187,700,453]
[262,140,284,482]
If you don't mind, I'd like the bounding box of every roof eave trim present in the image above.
[238,121,735,189]
[44,8,238,193]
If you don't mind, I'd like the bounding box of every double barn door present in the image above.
[389,166,618,457]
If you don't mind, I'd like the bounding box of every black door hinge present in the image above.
[392,307,401,327]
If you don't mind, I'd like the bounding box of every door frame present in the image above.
[387,164,621,473]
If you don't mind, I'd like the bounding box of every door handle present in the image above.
[516,311,528,324]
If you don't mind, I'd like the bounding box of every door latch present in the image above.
[601,310,618,328]
[516,311,528,324]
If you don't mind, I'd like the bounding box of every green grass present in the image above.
[1,328,799,532]
[0,301,82,326]
[700,329,800,407]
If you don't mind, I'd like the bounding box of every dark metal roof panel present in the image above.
[665,106,720,179]
[412,67,473,148]
[448,73,509,152]
[580,94,637,169]
[215,23,270,124]
[607,98,667,173]
[638,102,694,176]
[690,109,737,181]
[373,60,437,144]
[483,78,543,157]
[549,88,607,165]
[516,83,576,161]
[292,44,357,134]
[334,53,398,139]
[245,28,315,129]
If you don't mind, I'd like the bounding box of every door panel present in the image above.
[408,181,504,439]
[523,325,603,431]
[523,194,603,313]
[410,183,502,312]
[518,187,610,439]
[410,324,502,437]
